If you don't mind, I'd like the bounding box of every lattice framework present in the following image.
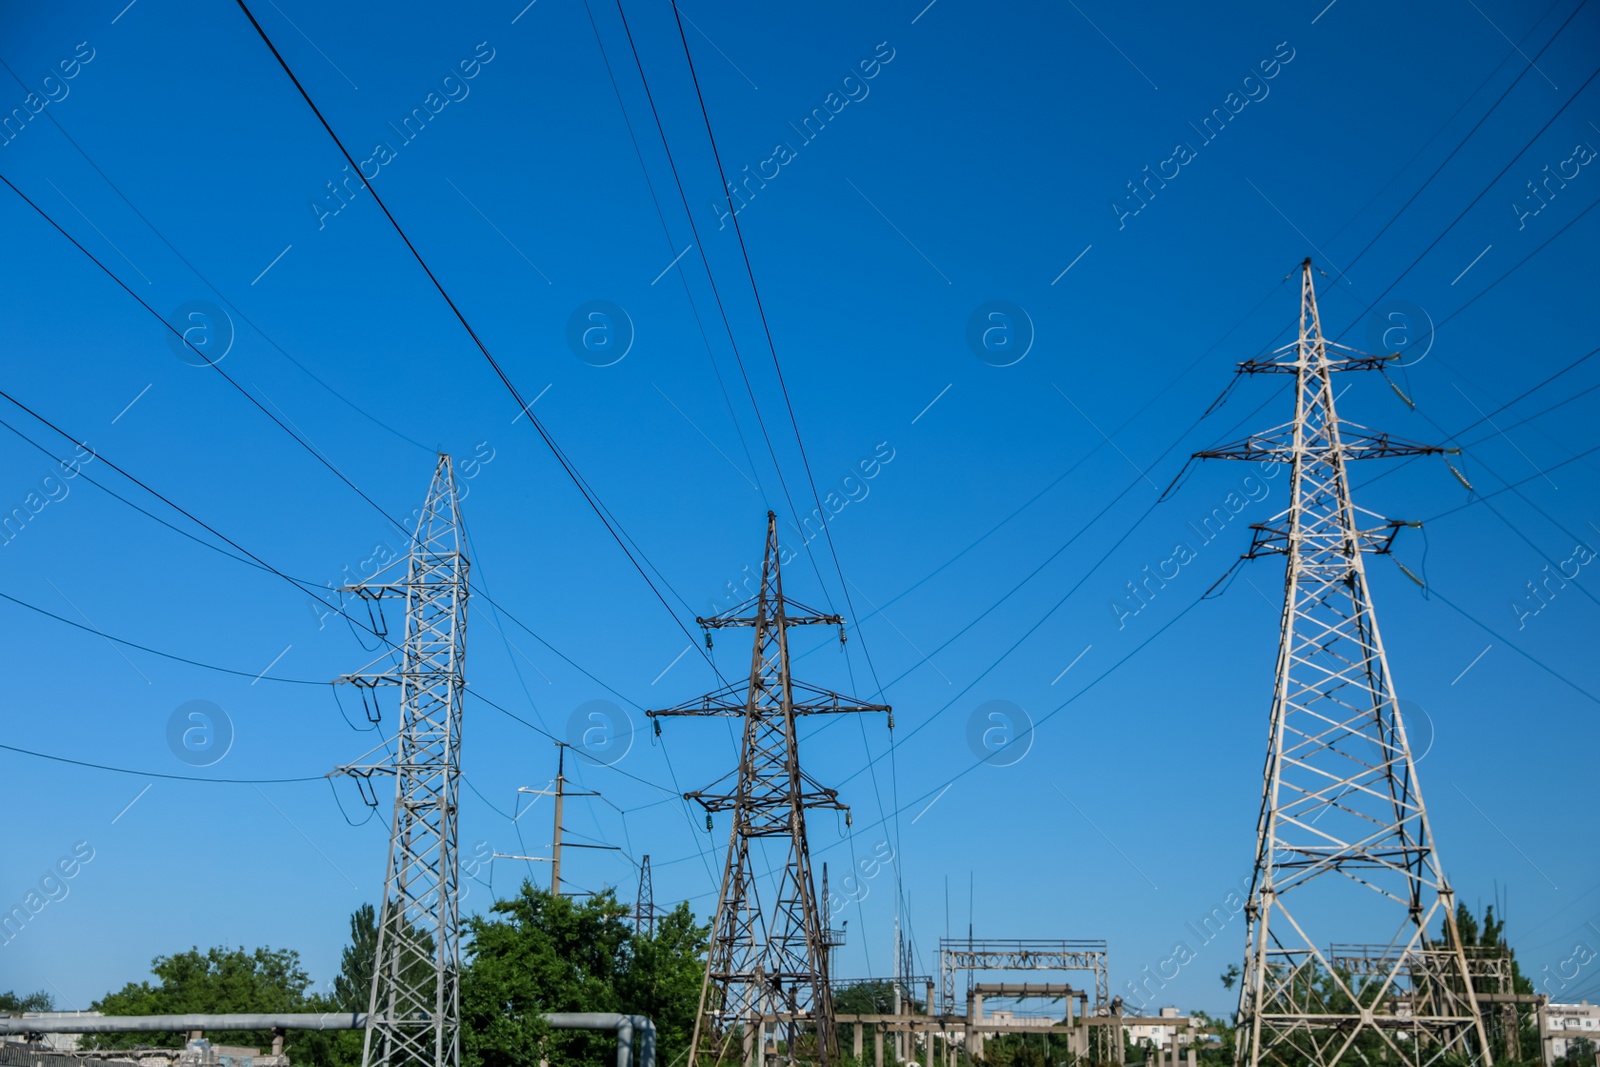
[1195,262,1488,1067]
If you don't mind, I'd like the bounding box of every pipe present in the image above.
[0,1013,656,1067]
[0,1016,364,1035]
[545,1013,655,1067]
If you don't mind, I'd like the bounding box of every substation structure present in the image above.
[940,940,1120,1062]
[828,983,1198,1067]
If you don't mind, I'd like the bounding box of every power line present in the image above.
[602,0,905,897]
[602,0,851,622]
[0,741,324,784]
[0,54,433,457]
[1363,342,1600,490]
[1334,58,1600,339]
[1425,439,1600,521]
[1332,0,1590,285]
[233,0,716,666]
[0,170,405,533]
[575,0,769,505]
[0,588,325,684]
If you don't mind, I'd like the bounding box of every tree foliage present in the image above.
[0,990,53,1013]
[61,885,709,1067]
[462,883,707,1067]
[88,946,313,1050]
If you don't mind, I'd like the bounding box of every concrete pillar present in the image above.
[270,1029,285,1057]
[875,1026,883,1067]
[924,1025,934,1067]
[971,994,984,1062]
[854,1023,863,1060]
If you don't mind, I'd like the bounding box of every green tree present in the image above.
[1561,1036,1596,1067]
[1189,1008,1232,1067]
[332,903,379,1012]
[88,946,313,1050]
[462,884,632,1067]
[618,902,711,1065]
[0,990,53,1012]
[296,903,379,1067]
[832,980,900,1064]
[461,882,707,1067]
[1441,901,1542,1066]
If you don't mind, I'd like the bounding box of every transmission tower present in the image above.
[635,854,657,937]
[648,511,890,1067]
[333,455,469,1067]
[1194,261,1489,1067]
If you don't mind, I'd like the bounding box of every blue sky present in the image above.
[0,0,1596,1022]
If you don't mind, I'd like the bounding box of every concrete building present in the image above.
[1546,1001,1600,1063]
[1127,1007,1188,1054]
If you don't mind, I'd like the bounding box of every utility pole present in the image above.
[635,855,656,937]
[648,511,891,1067]
[332,455,469,1067]
[1193,260,1490,1067]
[497,743,618,896]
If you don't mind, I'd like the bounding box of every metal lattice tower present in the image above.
[648,511,890,1067]
[636,854,657,937]
[1194,261,1489,1067]
[334,455,469,1067]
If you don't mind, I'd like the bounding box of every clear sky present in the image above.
[0,0,1596,1023]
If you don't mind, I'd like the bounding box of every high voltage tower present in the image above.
[648,512,891,1067]
[1194,262,1489,1067]
[333,456,470,1067]
[635,854,657,937]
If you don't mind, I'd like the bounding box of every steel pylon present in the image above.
[1195,262,1489,1067]
[648,512,890,1067]
[334,455,469,1067]
[635,854,657,937]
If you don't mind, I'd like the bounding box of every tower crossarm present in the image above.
[1195,428,1453,463]
[690,785,849,817]
[1237,338,1403,375]
[647,680,889,719]
[700,607,842,629]
[1240,517,1418,558]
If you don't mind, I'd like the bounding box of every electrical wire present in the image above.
[0,171,406,535]
[0,588,326,684]
[0,55,433,457]
[233,0,716,670]
[0,741,325,783]
[576,0,769,506]
[1363,342,1600,491]
[1333,59,1600,340]
[1331,0,1590,285]
[601,0,853,629]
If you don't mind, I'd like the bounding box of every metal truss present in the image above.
[1194,262,1489,1067]
[648,512,890,1067]
[937,939,1109,1017]
[636,854,657,937]
[939,939,1113,1063]
[333,455,469,1067]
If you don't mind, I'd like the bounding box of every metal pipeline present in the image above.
[0,1013,656,1067]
